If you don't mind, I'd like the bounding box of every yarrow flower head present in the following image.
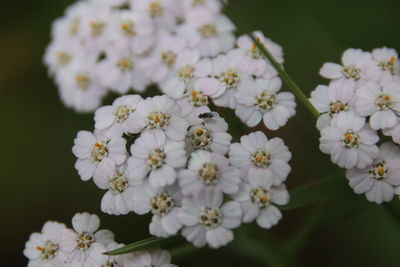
[346,142,400,204]
[179,189,242,248]
[319,48,380,87]
[24,222,68,266]
[24,212,178,266]
[133,182,183,237]
[59,212,115,262]
[229,131,292,185]
[233,168,289,229]
[94,94,143,137]
[313,46,400,204]
[46,0,297,257]
[129,95,189,140]
[178,150,241,196]
[319,111,379,169]
[235,77,296,130]
[127,131,187,187]
[72,130,127,181]
[310,80,355,130]
[93,158,137,215]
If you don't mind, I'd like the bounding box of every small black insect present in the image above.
[198,112,219,119]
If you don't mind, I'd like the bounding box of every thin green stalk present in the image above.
[104,236,184,255]
[249,35,320,119]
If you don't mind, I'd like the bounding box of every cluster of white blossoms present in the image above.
[44,0,296,131]
[71,92,291,249]
[310,47,400,204]
[24,212,177,266]
[37,0,296,262]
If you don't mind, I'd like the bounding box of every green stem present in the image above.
[104,236,184,255]
[249,34,320,119]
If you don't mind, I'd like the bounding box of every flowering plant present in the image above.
[22,0,400,266]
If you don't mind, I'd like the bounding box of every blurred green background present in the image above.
[2,0,400,266]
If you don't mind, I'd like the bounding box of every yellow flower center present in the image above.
[370,161,387,180]
[149,1,164,17]
[255,91,277,111]
[198,24,217,38]
[375,94,392,110]
[91,141,108,162]
[198,162,219,185]
[116,57,134,71]
[150,192,174,216]
[36,241,58,261]
[75,73,91,90]
[147,148,166,169]
[199,207,221,228]
[342,65,360,80]
[161,51,176,67]
[251,149,272,168]
[120,20,135,36]
[190,126,213,150]
[250,187,271,208]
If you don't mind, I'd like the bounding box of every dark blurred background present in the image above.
[2,0,400,266]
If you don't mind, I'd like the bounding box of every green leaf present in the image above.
[104,236,184,256]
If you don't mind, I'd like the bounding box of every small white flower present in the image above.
[97,48,149,94]
[161,49,212,99]
[93,159,137,215]
[94,94,143,137]
[319,48,379,86]
[106,10,155,55]
[86,242,126,267]
[178,8,235,57]
[179,188,242,248]
[24,221,68,267]
[57,59,107,112]
[229,131,292,185]
[130,0,179,30]
[186,115,232,155]
[181,0,222,14]
[50,1,89,45]
[233,168,289,229]
[236,31,283,76]
[59,213,115,262]
[124,248,177,267]
[132,182,183,237]
[209,49,252,109]
[319,111,379,169]
[356,81,400,130]
[178,150,240,196]
[43,41,80,76]
[72,130,127,181]
[77,5,111,54]
[129,95,189,140]
[176,78,223,125]
[372,47,400,84]
[235,77,296,130]
[142,31,187,84]
[309,80,355,130]
[127,131,187,187]
[177,96,211,126]
[346,142,400,204]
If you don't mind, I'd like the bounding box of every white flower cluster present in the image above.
[72,91,291,249]
[310,47,400,204]
[23,212,177,266]
[44,0,296,131]
[43,0,295,255]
